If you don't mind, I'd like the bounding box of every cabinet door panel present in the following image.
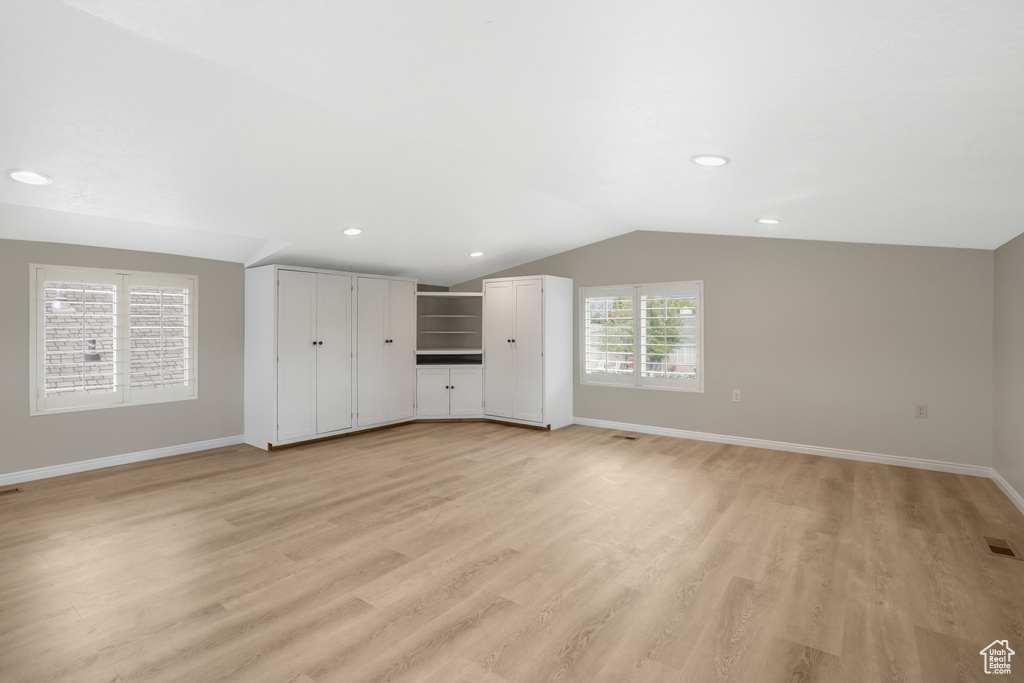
[356,277,388,427]
[450,367,483,416]
[387,280,416,421]
[483,281,514,418]
[513,279,544,423]
[415,368,450,417]
[315,273,352,434]
[277,270,317,441]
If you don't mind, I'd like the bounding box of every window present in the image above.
[581,281,703,392]
[30,265,198,414]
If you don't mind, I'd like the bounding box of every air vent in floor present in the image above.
[612,435,639,441]
[0,487,22,496]
[985,536,1020,559]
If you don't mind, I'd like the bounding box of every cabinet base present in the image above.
[265,417,550,451]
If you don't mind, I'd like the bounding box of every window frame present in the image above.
[580,280,704,393]
[29,264,199,416]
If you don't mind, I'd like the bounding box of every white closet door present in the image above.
[483,280,514,418]
[450,366,483,416]
[415,368,450,417]
[315,273,351,434]
[277,270,317,441]
[387,280,416,421]
[356,277,388,427]
[512,279,544,423]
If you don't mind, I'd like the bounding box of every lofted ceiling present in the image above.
[2,0,1023,285]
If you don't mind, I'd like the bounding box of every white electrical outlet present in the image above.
[915,403,927,418]
[732,389,742,403]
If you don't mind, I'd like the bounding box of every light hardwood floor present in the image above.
[2,422,1023,682]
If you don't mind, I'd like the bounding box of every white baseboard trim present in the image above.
[0,435,245,487]
[572,417,993,477]
[991,469,1024,517]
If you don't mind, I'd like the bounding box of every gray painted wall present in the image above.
[0,238,244,476]
[994,232,1024,495]
[457,231,994,467]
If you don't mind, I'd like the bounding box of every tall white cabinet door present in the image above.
[387,280,416,421]
[483,280,514,418]
[450,367,483,416]
[315,273,352,434]
[356,277,388,427]
[277,270,317,442]
[415,368,450,417]
[512,279,544,423]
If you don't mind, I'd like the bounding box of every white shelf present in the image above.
[416,348,483,355]
[415,292,483,297]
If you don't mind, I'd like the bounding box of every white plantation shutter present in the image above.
[36,268,122,412]
[582,287,636,386]
[31,266,198,414]
[127,275,196,400]
[580,281,703,392]
[639,283,701,389]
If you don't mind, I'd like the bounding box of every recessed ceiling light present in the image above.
[469,251,484,257]
[8,169,52,185]
[690,155,729,167]
[343,228,362,236]
[756,218,780,225]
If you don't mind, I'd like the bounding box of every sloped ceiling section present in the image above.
[2,0,1024,284]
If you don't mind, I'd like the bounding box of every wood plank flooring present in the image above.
[1,422,1023,682]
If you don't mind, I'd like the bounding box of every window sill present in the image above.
[30,392,198,417]
[580,380,704,393]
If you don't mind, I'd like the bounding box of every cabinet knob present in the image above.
[312,341,317,346]
[318,341,323,345]
[507,339,511,343]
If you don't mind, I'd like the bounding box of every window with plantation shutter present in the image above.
[31,265,198,414]
[581,281,703,392]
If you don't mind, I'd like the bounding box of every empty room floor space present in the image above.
[1,422,1022,683]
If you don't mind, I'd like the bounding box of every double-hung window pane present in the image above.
[581,281,703,391]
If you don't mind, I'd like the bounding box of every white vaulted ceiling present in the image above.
[2,0,1023,284]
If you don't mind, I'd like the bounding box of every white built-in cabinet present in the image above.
[276,270,352,441]
[356,277,416,427]
[245,266,570,448]
[244,265,416,449]
[416,367,483,417]
[483,275,573,429]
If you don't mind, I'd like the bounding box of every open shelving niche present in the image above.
[415,291,483,365]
